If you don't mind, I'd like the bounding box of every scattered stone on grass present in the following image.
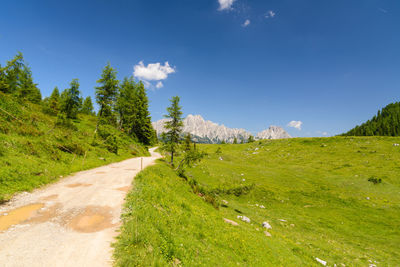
[219,157,223,161]
[264,231,271,237]
[223,218,239,226]
[315,257,327,266]
[222,200,228,205]
[393,143,399,147]
[237,215,251,223]
[262,221,272,229]
[278,219,287,222]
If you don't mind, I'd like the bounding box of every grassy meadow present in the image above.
[114,136,400,266]
[0,93,149,202]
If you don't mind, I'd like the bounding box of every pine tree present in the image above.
[2,52,24,94]
[247,135,255,143]
[43,87,60,115]
[95,63,119,125]
[184,133,192,151]
[131,81,155,145]
[164,96,184,165]
[233,137,238,144]
[81,96,94,115]
[60,79,81,119]
[18,64,41,103]
[116,76,137,133]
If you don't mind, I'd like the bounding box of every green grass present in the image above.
[0,93,148,202]
[114,136,400,266]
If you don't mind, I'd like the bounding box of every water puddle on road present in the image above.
[0,203,44,231]
[67,206,114,233]
[65,183,92,188]
[115,186,131,192]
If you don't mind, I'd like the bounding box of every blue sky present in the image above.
[1,0,399,137]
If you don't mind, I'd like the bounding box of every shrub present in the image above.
[368,176,382,184]
[105,135,118,154]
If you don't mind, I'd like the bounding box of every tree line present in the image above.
[0,52,156,148]
[343,102,400,136]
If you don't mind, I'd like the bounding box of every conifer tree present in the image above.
[164,96,183,165]
[247,135,255,143]
[116,76,137,132]
[81,96,94,115]
[18,64,41,103]
[233,137,238,144]
[2,52,24,94]
[60,79,81,119]
[184,133,192,151]
[43,87,60,115]
[95,63,119,125]
[131,81,155,145]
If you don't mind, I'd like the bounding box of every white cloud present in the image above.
[287,120,303,130]
[141,80,151,89]
[322,132,328,136]
[265,10,276,18]
[133,61,175,81]
[155,81,163,89]
[242,19,250,27]
[218,0,235,11]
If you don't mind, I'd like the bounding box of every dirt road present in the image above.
[0,147,161,267]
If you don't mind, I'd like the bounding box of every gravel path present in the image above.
[0,147,161,267]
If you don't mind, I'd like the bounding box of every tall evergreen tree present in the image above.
[95,63,119,125]
[18,64,41,103]
[131,81,156,145]
[116,76,137,132]
[2,52,24,94]
[60,79,81,119]
[81,96,94,115]
[233,137,238,144]
[164,96,184,165]
[49,87,60,114]
[184,133,192,151]
[43,87,60,115]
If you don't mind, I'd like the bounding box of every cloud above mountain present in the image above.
[287,120,303,130]
[218,0,235,11]
[133,61,175,81]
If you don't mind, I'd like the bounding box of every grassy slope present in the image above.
[114,136,400,266]
[0,93,148,202]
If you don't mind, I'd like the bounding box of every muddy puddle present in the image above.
[66,206,114,233]
[65,183,92,188]
[0,203,44,231]
[115,186,131,192]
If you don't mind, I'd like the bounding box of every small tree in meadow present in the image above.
[163,96,183,165]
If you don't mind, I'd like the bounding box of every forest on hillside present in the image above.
[0,52,156,147]
[343,102,400,136]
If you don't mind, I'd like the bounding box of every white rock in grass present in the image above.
[278,219,287,222]
[219,157,223,161]
[237,215,251,223]
[223,218,238,226]
[262,221,272,229]
[393,143,399,147]
[222,200,228,204]
[259,205,265,209]
[315,257,327,266]
[264,231,271,237]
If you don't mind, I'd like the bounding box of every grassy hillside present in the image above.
[114,136,400,266]
[0,93,148,202]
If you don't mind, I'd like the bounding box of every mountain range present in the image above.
[152,114,291,144]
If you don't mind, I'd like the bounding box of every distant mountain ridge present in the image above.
[152,114,291,144]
